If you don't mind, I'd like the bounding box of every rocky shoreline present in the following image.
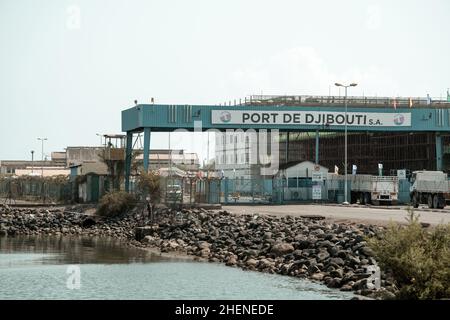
[0,204,397,299]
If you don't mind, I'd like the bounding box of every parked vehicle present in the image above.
[410,171,447,209]
[350,175,399,205]
[166,184,182,203]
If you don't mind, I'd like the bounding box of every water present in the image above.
[0,236,354,300]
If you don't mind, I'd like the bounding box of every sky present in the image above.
[0,0,449,162]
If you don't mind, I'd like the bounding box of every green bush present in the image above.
[96,191,137,217]
[368,208,450,299]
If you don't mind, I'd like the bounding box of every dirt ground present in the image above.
[221,204,450,227]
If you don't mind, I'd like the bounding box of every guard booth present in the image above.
[274,161,328,202]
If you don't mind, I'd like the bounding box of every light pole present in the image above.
[334,82,357,205]
[37,137,47,177]
[96,133,103,146]
[31,150,34,174]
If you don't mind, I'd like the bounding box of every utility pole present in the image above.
[37,137,47,177]
[31,150,34,174]
[334,83,358,205]
[96,133,103,146]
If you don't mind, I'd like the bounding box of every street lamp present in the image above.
[31,150,34,174]
[334,82,357,205]
[37,137,48,177]
[96,133,103,146]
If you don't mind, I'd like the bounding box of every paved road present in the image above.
[222,204,450,226]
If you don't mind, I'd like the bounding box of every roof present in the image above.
[279,160,328,171]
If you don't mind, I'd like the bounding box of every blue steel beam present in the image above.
[315,130,319,164]
[122,104,450,133]
[436,134,443,171]
[143,127,151,172]
[124,132,133,192]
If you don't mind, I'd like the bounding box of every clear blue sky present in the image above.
[1,0,449,161]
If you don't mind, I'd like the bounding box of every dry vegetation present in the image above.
[368,208,450,299]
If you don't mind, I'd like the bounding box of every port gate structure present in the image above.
[122,96,450,196]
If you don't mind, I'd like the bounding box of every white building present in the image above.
[214,130,277,179]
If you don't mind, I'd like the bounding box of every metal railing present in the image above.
[232,95,450,108]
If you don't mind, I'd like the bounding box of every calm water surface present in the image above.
[0,236,354,300]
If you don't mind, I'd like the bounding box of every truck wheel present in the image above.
[437,195,446,209]
[364,192,371,205]
[412,194,419,208]
[433,194,440,209]
[359,193,365,205]
[428,194,434,209]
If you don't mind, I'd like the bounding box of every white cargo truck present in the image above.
[410,171,448,209]
[350,175,399,205]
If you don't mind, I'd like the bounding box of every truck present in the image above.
[350,175,399,205]
[410,171,448,209]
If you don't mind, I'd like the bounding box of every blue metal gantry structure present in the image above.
[122,96,450,192]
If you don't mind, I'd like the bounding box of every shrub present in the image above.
[96,191,137,217]
[135,171,161,203]
[368,208,450,299]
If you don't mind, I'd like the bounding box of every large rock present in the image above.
[246,258,258,268]
[330,268,344,278]
[141,235,156,244]
[199,248,211,258]
[317,251,330,261]
[360,246,375,257]
[311,273,325,281]
[258,258,275,269]
[197,241,211,250]
[329,257,345,266]
[135,226,157,241]
[270,242,294,256]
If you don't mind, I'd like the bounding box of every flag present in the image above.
[334,165,339,174]
[393,97,397,109]
[409,97,413,108]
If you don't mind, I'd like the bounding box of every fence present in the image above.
[0,176,72,204]
[1,174,413,206]
[193,176,413,205]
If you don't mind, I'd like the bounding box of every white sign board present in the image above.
[397,169,406,180]
[312,172,323,182]
[312,185,322,200]
[212,110,411,127]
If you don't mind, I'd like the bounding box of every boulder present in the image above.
[258,258,275,269]
[142,235,156,244]
[135,226,157,241]
[199,248,211,258]
[311,273,325,281]
[270,242,294,256]
[317,251,330,261]
[329,257,345,266]
[330,268,344,278]
[225,256,237,266]
[360,246,375,257]
[246,258,258,268]
[197,241,211,250]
